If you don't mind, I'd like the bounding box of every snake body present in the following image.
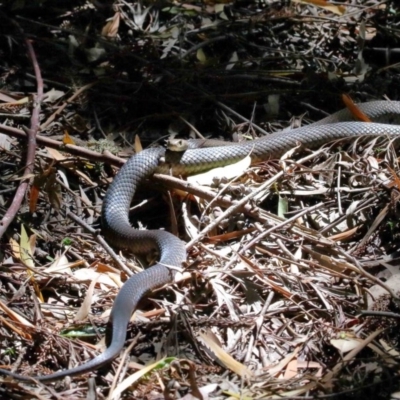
[2,101,400,382]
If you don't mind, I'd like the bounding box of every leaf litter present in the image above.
[0,0,400,399]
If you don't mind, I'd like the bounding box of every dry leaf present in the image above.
[101,12,120,38]
[32,165,63,210]
[29,184,40,213]
[75,274,101,321]
[63,130,76,145]
[267,347,300,376]
[199,331,252,378]
[0,133,12,150]
[387,166,400,190]
[0,96,30,105]
[342,94,371,122]
[109,358,166,400]
[293,0,345,15]
[197,48,207,63]
[9,237,20,259]
[79,185,94,209]
[20,225,44,303]
[73,268,121,288]
[284,359,299,379]
[134,135,143,153]
[20,224,35,269]
[208,227,256,243]
[331,336,362,354]
[46,147,67,161]
[328,226,359,241]
[43,88,65,103]
[0,301,35,330]
[45,253,79,273]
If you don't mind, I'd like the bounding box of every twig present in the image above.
[66,211,132,277]
[107,333,142,398]
[335,247,400,301]
[40,82,96,130]
[215,100,271,136]
[359,310,400,319]
[0,39,42,239]
[154,173,333,247]
[0,124,125,167]
[180,34,233,60]
[183,171,286,250]
[217,200,332,275]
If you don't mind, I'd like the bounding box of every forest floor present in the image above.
[0,1,400,399]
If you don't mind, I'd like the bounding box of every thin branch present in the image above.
[66,211,132,276]
[0,124,125,167]
[0,39,42,239]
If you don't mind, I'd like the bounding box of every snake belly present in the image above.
[2,101,400,382]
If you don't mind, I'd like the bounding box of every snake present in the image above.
[1,100,400,382]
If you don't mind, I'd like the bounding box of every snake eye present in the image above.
[167,138,189,152]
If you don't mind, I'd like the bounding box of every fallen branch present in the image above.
[0,39,42,239]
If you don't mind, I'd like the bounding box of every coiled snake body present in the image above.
[2,101,400,381]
